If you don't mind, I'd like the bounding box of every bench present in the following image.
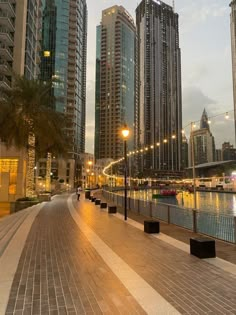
[190,237,216,258]
[144,220,160,234]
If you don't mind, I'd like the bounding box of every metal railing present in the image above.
[102,190,236,243]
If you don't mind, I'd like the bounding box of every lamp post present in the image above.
[171,134,176,171]
[191,122,197,209]
[87,160,93,188]
[121,125,130,221]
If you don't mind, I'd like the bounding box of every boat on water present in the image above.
[152,190,177,199]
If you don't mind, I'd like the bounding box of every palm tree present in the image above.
[0,76,68,197]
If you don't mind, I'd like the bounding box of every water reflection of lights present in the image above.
[119,190,236,216]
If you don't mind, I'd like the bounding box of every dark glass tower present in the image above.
[40,0,87,157]
[135,0,182,177]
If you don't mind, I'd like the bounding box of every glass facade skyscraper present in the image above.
[95,6,135,161]
[40,0,87,157]
[135,0,182,177]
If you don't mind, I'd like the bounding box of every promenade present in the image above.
[0,192,236,315]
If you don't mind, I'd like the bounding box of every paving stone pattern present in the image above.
[5,197,145,315]
[77,195,236,315]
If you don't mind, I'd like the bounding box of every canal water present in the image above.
[120,190,236,216]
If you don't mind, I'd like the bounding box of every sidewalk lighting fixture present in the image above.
[121,124,130,221]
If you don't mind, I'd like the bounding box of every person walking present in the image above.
[77,186,81,200]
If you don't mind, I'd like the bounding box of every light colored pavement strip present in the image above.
[114,212,236,275]
[68,196,180,315]
[0,203,44,315]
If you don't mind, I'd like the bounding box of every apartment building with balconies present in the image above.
[135,0,182,176]
[95,5,135,161]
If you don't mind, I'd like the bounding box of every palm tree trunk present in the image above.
[26,132,36,197]
[45,152,52,192]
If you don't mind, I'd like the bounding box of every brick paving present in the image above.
[74,194,236,314]
[94,190,236,265]
[5,196,144,315]
[3,192,236,314]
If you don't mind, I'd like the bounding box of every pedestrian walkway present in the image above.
[0,192,236,314]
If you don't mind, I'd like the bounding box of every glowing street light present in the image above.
[121,124,130,221]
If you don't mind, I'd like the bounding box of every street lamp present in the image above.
[191,122,197,209]
[121,125,130,220]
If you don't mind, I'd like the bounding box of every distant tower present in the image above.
[200,108,209,129]
[135,0,182,175]
[94,6,135,160]
[190,109,216,166]
[230,0,236,145]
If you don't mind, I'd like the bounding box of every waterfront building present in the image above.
[40,0,87,187]
[40,0,87,157]
[189,109,216,166]
[215,149,222,161]
[135,0,182,175]
[94,5,135,161]
[230,0,236,146]
[0,1,42,204]
[0,0,42,87]
[222,142,236,160]
[181,134,188,170]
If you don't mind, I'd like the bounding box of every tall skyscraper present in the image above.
[40,0,87,157]
[0,0,42,87]
[135,0,182,176]
[230,0,236,145]
[94,5,135,161]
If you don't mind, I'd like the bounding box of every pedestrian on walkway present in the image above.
[77,186,81,200]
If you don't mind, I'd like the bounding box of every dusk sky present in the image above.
[85,0,234,153]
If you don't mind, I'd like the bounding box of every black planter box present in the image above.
[144,220,160,233]
[108,206,117,213]
[100,202,107,209]
[95,199,101,205]
[91,197,96,202]
[190,237,216,259]
[85,191,91,199]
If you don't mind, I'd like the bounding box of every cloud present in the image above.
[183,86,217,121]
[179,2,228,33]
[182,86,234,147]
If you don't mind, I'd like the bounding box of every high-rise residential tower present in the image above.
[230,0,236,145]
[135,0,182,176]
[40,0,87,157]
[94,5,135,161]
[0,0,42,87]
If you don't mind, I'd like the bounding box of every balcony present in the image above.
[0,1,15,17]
[0,74,11,88]
[0,60,12,74]
[0,27,14,45]
[0,42,13,60]
[0,11,15,31]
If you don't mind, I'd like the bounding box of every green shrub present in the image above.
[16,197,39,202]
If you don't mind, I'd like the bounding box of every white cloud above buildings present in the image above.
[85,0,234,153]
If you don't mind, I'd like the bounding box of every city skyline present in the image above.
[86,0,234,153]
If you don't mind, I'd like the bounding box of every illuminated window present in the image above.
[0,159,18,195]
[44,51,51,57]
